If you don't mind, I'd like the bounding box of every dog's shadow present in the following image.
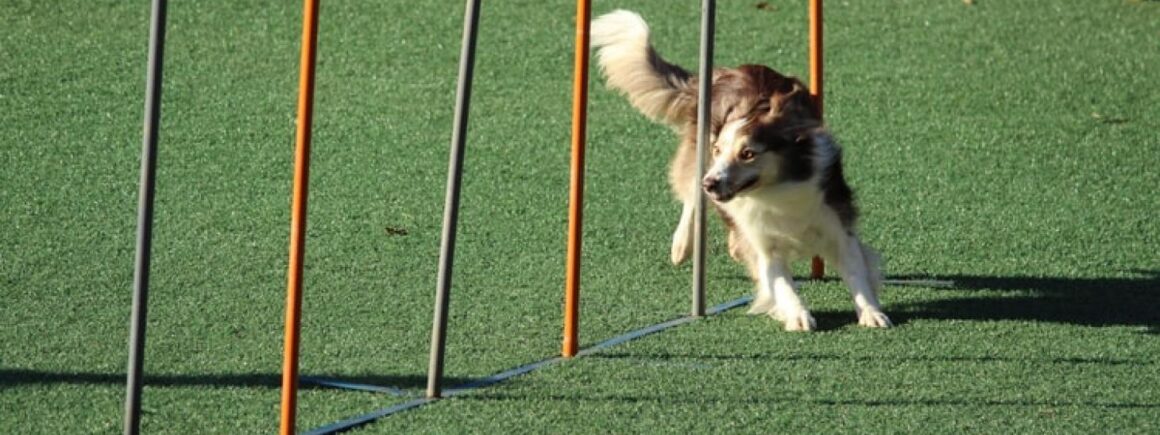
[873,269,1160,333]
[720,270,1160,332]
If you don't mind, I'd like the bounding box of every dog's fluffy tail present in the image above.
[591,10,695,125]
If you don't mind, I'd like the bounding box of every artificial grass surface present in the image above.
[1,0,1158,433]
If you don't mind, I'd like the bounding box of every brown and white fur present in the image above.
[591,10,891,331]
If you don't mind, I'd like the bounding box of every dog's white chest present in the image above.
[725,191,834,260]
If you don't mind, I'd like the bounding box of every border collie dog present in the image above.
[591,10,891,331]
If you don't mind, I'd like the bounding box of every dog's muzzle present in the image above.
[703,175,735,202]
[703,173,756,203]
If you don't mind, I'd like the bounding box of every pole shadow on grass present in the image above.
[459,390,1160,410]
[0,369,473,394]
[588,351,1154,367]
[885,269,1160,333]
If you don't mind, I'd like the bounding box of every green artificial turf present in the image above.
[1,0,1158,433]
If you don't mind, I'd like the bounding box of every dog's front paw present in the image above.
[858,309,893,328]
[772,308,816,332]
[670,231,690,265]
[746,293,775,315]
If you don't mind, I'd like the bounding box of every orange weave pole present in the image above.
[808,0,825,280]
[562,0,592,358]
[808,0,824,115]
[279,0,320,433]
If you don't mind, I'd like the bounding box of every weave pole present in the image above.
[123,1,167,434]
[427,0,482,398]
[562,0,591,358]
[279,0,321,433]
[808,0,825,280]
[691,0,717,317]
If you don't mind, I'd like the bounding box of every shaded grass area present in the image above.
[889,271,1160,333]
[1,0,1158,433]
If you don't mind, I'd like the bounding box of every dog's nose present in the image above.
[702,176,720,194]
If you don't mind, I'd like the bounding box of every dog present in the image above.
[591,10,891,331]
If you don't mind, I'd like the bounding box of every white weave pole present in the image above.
[691,0,716,317]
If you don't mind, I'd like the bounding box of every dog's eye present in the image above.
[738,148,756,161]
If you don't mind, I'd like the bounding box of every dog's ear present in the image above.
[706,70,748,131]
[767,81,818,120]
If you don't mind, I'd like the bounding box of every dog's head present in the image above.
[701,66,823,202]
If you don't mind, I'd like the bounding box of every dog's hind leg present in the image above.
[832,235,892,328]
[670,199,695,265]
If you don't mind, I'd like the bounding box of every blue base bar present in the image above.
[444,355,564,394]
[300,376,408,397]
[303,398,434,435]
[305,295,753,434]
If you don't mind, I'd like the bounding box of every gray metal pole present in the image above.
[124,0,167,433]
[427,0,482,399]
[692,0,715,317]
